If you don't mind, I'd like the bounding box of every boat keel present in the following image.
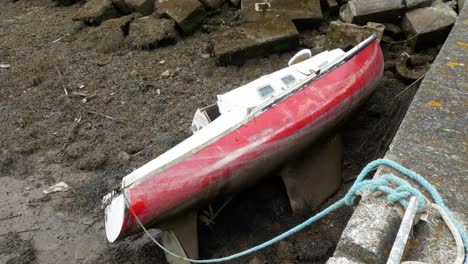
[159,211,198,264]
[280,134,343,212]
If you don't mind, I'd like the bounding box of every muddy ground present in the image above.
[0,1,440,263]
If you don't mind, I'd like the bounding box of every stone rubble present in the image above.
[69,0,458,70]
[211,18,299,65]
[155,0,207,34]
[127,16,177,50]
[72,0,120,24]
[402,2,457,50]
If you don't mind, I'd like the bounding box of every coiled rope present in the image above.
[123,159,467,263]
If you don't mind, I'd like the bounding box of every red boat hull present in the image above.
[108,39,384,241]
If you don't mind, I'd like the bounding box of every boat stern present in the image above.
[104,193,126,242]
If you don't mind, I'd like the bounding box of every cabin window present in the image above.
[257,85,274,98]
[281,75,296,86]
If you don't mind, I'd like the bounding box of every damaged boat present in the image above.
[103,35,384,250]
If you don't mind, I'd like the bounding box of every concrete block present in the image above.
[401,3,457,50]
[339,0,405,25]
[332,194,401,263]
[128,17,177,50]
[405,0,433,10]
[211,18,299,66]
[155,0,207,34]
[124,0,155,15]
[95,13,143,53]
[72,0,119,25]
[199,0,224,9]
[241,0,322,27]
[325,21,384,50]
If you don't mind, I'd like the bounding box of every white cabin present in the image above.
[191,48,346,133]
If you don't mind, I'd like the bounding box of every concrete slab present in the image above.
[330,4,468,263]
[241,0,322,27]
[127,17,177,50]
[402,3,457,50]
[72,0,119,25]
[339,0,405,25]
[325,21,384,50]
[211,18,299,65]
[155,0,207,34]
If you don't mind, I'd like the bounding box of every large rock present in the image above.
[125,0,155,15]
[155,0,207,34]
[339,0,405,25]
[72,0,119,25]
[241,0,322,27]
[127,17,177,49]
[402,3,457,50]
[212,18,299,65]
[325,21,385,50]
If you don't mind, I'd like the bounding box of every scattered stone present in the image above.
[0,64,10,69]
[339,0,405,25]
[401,3,457,50]
[43,182,70,194]
[201,53,210,58]
[161,70,170,77]
[405,0,433,9]
[212,18,299,65]
[325,21,385,50]
[395,52,429,81]
[125,0,155,15]
[72,0,119,25]
[241,0,323,27]
[117,151,130,162]
[77,152,107,171]
[155,0,207,34]
[199,0,224,9]
[128,17,177,50]
[95,13,143,53]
